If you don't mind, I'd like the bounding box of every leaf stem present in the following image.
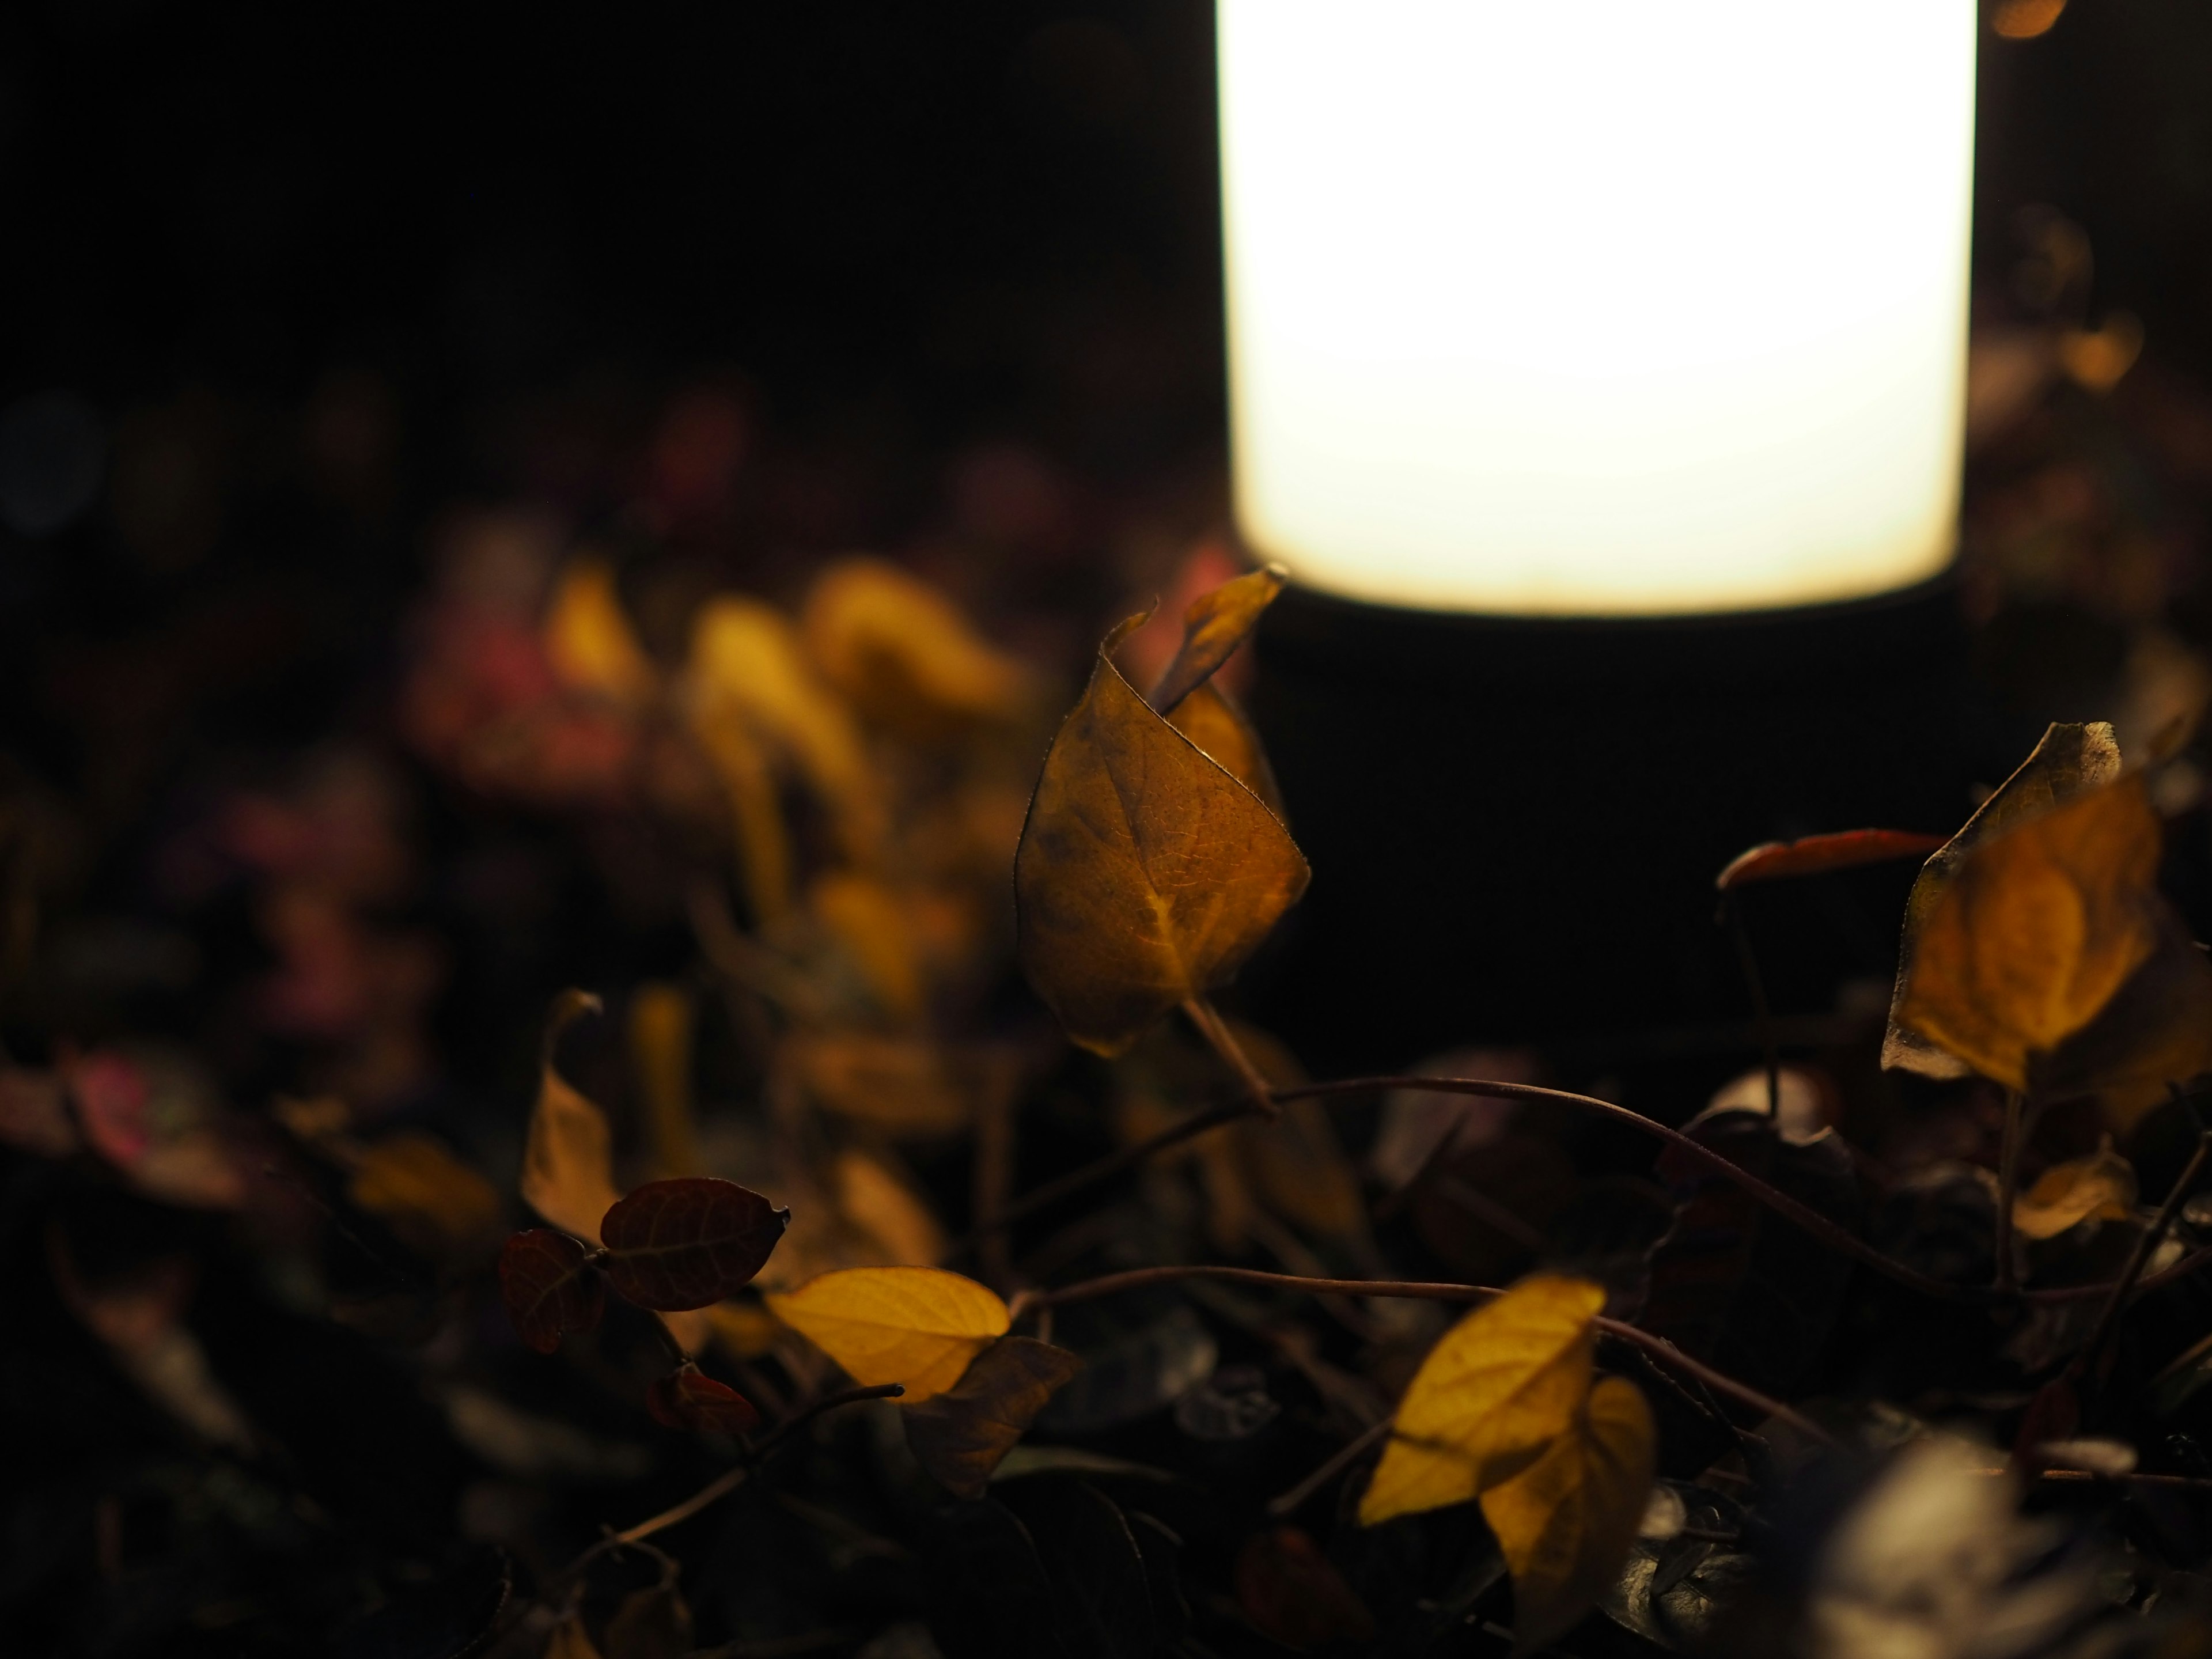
[1994,1090,2026,1293]
[2077,1130,2212,1382]
[1182,996,1278,1118]
[1027,1263,1836,1446]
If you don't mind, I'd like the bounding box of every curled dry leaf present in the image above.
[1147,563,1287,717]
[645,1367,761,1435]
[1359,1275,1605,1526]
[766,1265,1010,1403]
[599,1177,790,1310]
[1015,615,1309,1056]
[1233,1526,1378,1652]
[520,990,622,1244]
[543,557,657,711]
[1895,773,2166,1093]
[1715,829,1948,891]
[1885,721,2120,1081]
[347,1130,505,1263]
[1479,1375,1657,1656]
[498,1228,605,1353]
[801,555,1035,734]
[1165,683,1286,820]
[2013,1143,2137,1240]
[903,1335,1084,1498]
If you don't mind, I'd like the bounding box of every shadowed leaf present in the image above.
[1016,615,1308,1056]
[645,1368,760,1435]
[599,1177,790,1310]
[2014,1143,2137,1240]
[1149,563,1286,715]
[498,1228,604,1354]
[1482,1376,1656,1656]
[927,1499,1071,1659]
[1234,1526,1377,1650]
[520,990,622,1244]
[998,1479,1158,1659]
[1896,774,2164,1092]
[1359,1275,1604,1525]
[1886,722,2121,1080]
[349,1131,505,1264]
[1716,829,1947,891]
[766,1265,1010,1402]
[905,1336,1084,1499]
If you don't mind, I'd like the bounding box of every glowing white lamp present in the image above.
[1218,1,1978,616]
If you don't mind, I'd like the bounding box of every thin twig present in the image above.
[1267,1418,1394,1518]
[1994,1091,2025,1293]
[952,1098,1255,1247]
[1027,1264,1836,1446]
[2077,1131,2212,1380]
[1182,996,1279,1118]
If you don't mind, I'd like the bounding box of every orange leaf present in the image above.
[1715,829,1946,891]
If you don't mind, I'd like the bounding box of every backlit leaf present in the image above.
[347,1131,504,1263]
[599,1177,790,1310]
[1480,1375,1657,1655]
[801,555,1035,734]
[520,990,622,1244]
[1358,1275,1605,1525]
[2013,1143,2137,1240]
[1148,563,1286,715]
[1234,1526,1378,1650]
[1165,682,1286,819]
[1715,829,1947,891]
[765,1265,1009,1402]
[2036,914,2212,1127]
[498,1228,605,1353]
[1895,774,2164,1092]
[1885,722,2120,1080]
[1015,615,1309,1056]
[904,1335,1084,1498]
[645,1367,760,1435]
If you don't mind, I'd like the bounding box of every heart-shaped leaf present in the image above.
[1015,615,1308,1056]
[645,1367,761,1435]
[1359,1275,1604,1526]
[498,1228,605,1354]
[765,1265,1009,1402]
[904,1335,1084,1498]
[599,1177,790,1310]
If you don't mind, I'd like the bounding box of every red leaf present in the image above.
[1715,828,1946,891]
[1234,1527,1376,1650]
[646,1368,762,1434]
[599,1177,790,1310]
[497,1228,605,1353]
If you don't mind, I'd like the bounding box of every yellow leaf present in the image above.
[1479,1375,1657,1656]
[831,1148,946,1266]
[1359,1275,1605,1526]
[628,982,699,1177]
[801,556,1035,736]
[543,557,658,711]
[2013,1142,2137,1240]
[765,1266,1009,1402]
[1148,562,1286,715]
[1014,615,1310,1056]
[1896,774,2164,1092]
[809,870,926,1023]
[520,991,622,1244]
[685,596,883,868]
[1885,722,2120,1080]
[347,1131,504,1263]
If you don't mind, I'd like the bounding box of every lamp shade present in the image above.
[1217,1,1978,616]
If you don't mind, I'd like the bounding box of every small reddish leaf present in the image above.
[498,1228,604,1353]
[1234,1527,1377,1650]
[600,1177,790,1310]
[646,1368,761,1435]
[1715,829,1946,891]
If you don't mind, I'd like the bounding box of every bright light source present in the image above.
[1217,2,1978,615]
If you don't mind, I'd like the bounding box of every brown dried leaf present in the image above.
[347,1131,505,1263]
[1015,616,1309,1056]
[599,1177,791,1310]
[1149,563,1287,715]
[498,1228,605,1353]
[1895,774,2164,1092]
[1480,1375,1657,1655]
[1166,682,1286,820]
[520,990,621,1244]
[904,1335,1084,1498]
[1886,722,2121,1080]
[2013,1143,2137,1240]
[2039,914,2212,1127]
[801,555,1035,734]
